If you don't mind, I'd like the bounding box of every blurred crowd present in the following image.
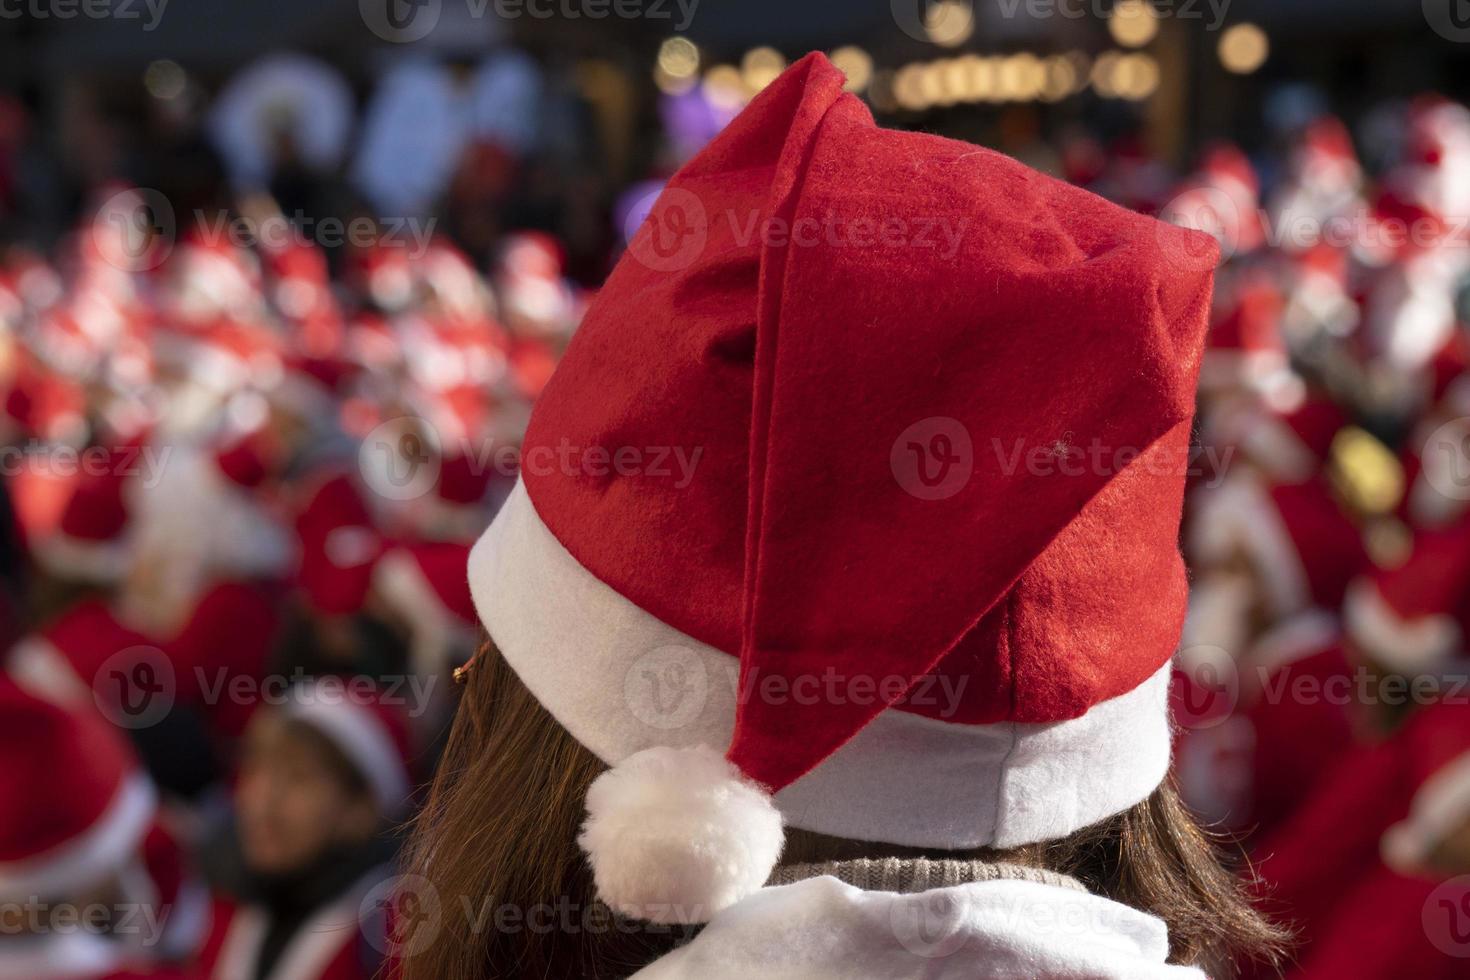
[2,40,1470,980]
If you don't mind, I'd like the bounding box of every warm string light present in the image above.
[653,41,1159,114]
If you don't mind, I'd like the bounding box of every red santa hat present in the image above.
[276,676,416,816]
[212,427,277,490]
[0,675,156,902]
[294,473,385,615]
[1344,520,1470,674]
[465,54,1217,923]
[34,461,132,584]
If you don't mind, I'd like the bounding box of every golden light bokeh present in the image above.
[741,46,787,93]
[703,64,747,110]
[925,0,975,48]
[1219,23,1269,74]
[1109,0,1159,48]
[830,46,874,94]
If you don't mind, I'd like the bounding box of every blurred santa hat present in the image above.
[276,676,416,816]
[496,231,575,336]
[0,675,155,902]
[1344,520,1470,675]
[1163,142,1265,258]
[1381,704,1470,874]
[1200,271,1291,393]
[33,457,132,584]
[294,472,384,616]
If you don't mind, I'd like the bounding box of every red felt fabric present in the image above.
[520,53,1216,792]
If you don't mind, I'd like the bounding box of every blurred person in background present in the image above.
[198,678,415,980]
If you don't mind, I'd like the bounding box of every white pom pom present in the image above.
[578,745,784,924]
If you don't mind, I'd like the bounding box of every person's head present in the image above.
[235,679,413,876]
[409,52,1285,979]
[402,642,1286,979]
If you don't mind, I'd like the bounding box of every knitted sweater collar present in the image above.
[766,856,1086,895]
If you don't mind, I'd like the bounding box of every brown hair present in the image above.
[399,642,1289,979]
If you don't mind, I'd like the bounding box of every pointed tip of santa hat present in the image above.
[580,745,783,923]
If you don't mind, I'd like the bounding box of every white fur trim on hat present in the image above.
[0,774,155,903]
[1343,577,1460,674]
[279,685,409,816]
[1383,750,1470,874]
[468,478,1174,853]
[579,745,783,924]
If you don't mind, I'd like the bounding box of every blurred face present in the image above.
[235,712,378,876]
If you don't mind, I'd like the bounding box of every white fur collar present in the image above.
[632,875,1208,979]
